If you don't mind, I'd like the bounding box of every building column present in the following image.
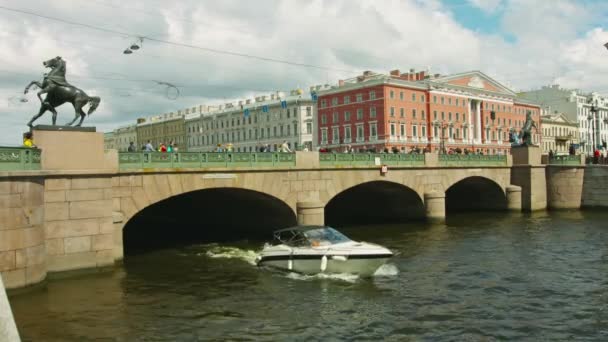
[0,274,21,342]
[476,101,482,144]
[467,99,473,143]
[297,201,324,226]
[506,185,522,211]
[424,191,445,223]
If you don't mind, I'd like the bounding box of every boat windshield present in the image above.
[303,227,351,246]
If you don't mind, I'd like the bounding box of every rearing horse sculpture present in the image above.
[24,56,101,127]
[519,110,538,146]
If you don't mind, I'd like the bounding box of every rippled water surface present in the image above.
[9,211,608,341]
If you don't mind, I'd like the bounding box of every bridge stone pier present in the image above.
[4,129,574,290]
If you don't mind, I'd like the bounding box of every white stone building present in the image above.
[186,90,316,152]
[520,85,608,154]
[540,111,579,155]
[113,125,138,151]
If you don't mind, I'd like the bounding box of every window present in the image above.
[332,127,340,143]
[413,109,417,119]
[413,125,418,137]
[433,111,437,120]
[412,93,416,101]
[400,124,405,137]
[369,91,376,100]
[441,97,445,105]
[333,112,339,123]
[456,99,459,106]
[344,126,351,141]
[287,125,291,136]
[456,113,459,121]
[370,123,377,139]
[287,109,290,118]
[357,109,363,120]
[390,107,395,117]
[433,96,437,103]
[390,123,396,136]
[321,128,328,144]
[344,111,351,121]
[400,92,404,100]
[306,122,312,134]
[448,98,452,105]
[370,107,377,118]
[356,124,364,141]
[321,114,327,124]
[332,97,338,106]
[421,125,427,137]
[390,90,394,99]
[441,112,445,120]
[356,94,363,102]
[448,112,452,121]
[344,95,350,104]
[400,108,405,118]
[306,107,312,116]
[421,95,425,103]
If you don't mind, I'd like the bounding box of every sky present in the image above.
[1,0,608,145]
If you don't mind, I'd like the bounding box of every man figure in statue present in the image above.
[519,111,538,146]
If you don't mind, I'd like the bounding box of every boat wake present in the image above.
[374,263,399,277]
[280,263,399,283]
[198,245,259,265]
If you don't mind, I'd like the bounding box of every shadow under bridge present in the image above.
[324,181,425,226]
[123,188,296,254]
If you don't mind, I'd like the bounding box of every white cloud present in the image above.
[0,0,607,146]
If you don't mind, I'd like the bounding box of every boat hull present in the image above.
[257,255,390,277]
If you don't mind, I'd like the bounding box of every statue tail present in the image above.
[87,96,101,115]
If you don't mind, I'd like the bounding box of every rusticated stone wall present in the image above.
[582,166,608,207]
[546,166,586,209]
[0,177,45,289]
[43,176,114,274]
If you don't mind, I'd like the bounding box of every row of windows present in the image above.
[188,123,313,147]
[322,90,381,108]
[186,107,313,134]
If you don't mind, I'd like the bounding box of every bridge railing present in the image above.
[0,146,41,171]
[118,152,296,169]
[319,153,425,167]
[549,155,583,165]
[438,154,508,166]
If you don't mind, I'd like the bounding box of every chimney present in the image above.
[400,73,409,80]
[338,79,345,86]
[418,71,425,80]
[390,69,400,76]
[137,117,145,124]
[363,70,373,76]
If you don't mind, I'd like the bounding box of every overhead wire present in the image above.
[0,4,358,73]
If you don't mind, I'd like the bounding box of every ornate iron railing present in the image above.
[549,155,582,165]
[118,152,296,169]
[438,154,507,166]
[319,153,425,167]
[0,147,41,171]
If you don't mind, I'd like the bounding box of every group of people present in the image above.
[323,145,487,155]
[137,140,178,153]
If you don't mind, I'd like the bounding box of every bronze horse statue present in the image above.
[24,57,100,127]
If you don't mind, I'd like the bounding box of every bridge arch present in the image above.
[325,180,425,226]
[122,187,296,254]
[445,176,507,213]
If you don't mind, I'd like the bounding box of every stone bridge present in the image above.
[1,128,592,290]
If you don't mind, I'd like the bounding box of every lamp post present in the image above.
[589,100,599,153]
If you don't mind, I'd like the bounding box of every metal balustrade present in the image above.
[549,155,583,165]
[319,153,425,167]
[438,154,508,166]
[0,147,41,171]
[118,152,296,169]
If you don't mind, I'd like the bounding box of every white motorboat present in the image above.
[255,226,393,277]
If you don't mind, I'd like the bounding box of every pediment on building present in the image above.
[433,71,516,96]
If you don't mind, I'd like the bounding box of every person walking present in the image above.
[280,140,292,153]
[127,141,136,152]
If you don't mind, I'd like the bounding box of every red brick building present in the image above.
[315,70,541,154]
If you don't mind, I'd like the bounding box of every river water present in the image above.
[9,211,608,341]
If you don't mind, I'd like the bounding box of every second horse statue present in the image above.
[24,56,101,127]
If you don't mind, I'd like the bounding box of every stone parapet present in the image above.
[0,274,20,341]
